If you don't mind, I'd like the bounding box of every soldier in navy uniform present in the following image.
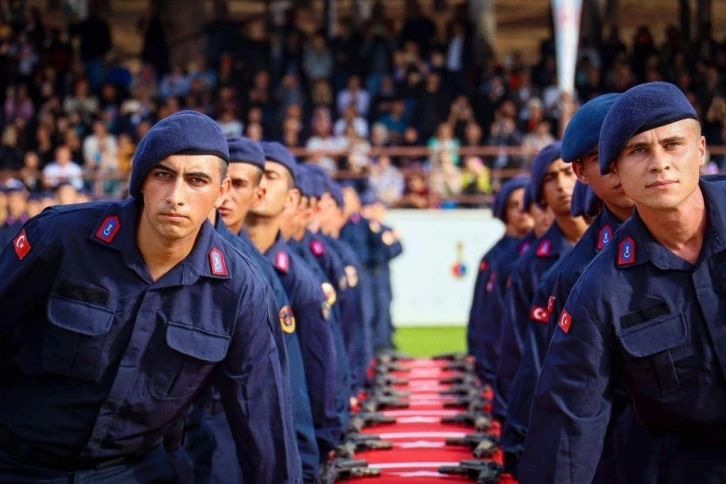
[0,181,29,249]
[0,111,300,483]
[494,142,588,434]
[521,82,726,484]
[244,142,344,473]
[468,177,533,386]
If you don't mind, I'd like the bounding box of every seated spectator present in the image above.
[4,85,35,123]
[486,117,522,168]
[43,144,84,190]
[246,122,264,142]
[369,76,399,122]
[18,151,42,192]
[398,172,431,209]
[377,98,408,141]
[159,62,191,100]
[116,133,136,177]
[462,121,483,148]
[188,57,217,92]
[63,78,99,123]
[430,150,463,204]
[83,118,118,168]
[303,31,334,82]
[370,123,392,149]
[334,104,369,138]
[428,122,461,167]
[448,95,476,140]
[396,126,423,168]
[310,80,335,112]
[0,126,24,170]
[217,108,243,137]
[306,110,346,173]
[64,128,84,165]
[522,119,555,155]
[369,155,404,207]
[337,74,371,117]
[34,125,55,166]
[54,181,79,205]
[460,155,492,207]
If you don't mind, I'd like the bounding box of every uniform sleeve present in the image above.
[467,259,489,356]
[518,288,614,484]
[493,268,530,417]
[294,283,342,458]
[502,276,558,476]
[216,282,301,484]
[0,210,59,334]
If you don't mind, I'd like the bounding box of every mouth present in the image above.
[160,212,188,221]
[559,194,572,203]
[647,180,677,189]
[613,183,622,190]
[218,207,232,216]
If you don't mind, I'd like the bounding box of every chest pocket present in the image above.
[617,312,688,397]
[44,294,114,382]
[150,321,230,401]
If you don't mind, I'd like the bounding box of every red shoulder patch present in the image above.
[548,295,556,313]
[13,229,31,260]
[559,309,572,334]
[479,259,489,272]
[275,251,290,274]
[617,237,636,266]
[95,216,121,243]
[536,239,552,257]
[310,239,325,257]
[597,225,613,250]
[530,305,550,323]
[208,248,228,276]
[351,213,361,224]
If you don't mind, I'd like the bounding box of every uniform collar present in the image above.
[533,222,571,258]
[90,199,232,284]
[614,179,726,271]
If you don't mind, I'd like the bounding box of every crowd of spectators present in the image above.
[1,0,726,213]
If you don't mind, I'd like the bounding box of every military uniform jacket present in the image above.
[521,179,726,484]
[0,199,299,483]
[264,233,342,457]
[494,223,572,419]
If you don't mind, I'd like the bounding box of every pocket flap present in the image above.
[165,322,230,362]
[618,313,687,358]
[47,294,114,336]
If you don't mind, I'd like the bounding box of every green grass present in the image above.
[393,326,466,358]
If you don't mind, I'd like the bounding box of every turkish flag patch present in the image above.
[530,305,550,323]
[548,295,556,313]
[559,309,572,334]
[13,229,31,260]
[536,239,551,257]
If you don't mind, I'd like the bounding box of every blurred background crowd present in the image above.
[0,0,726,217]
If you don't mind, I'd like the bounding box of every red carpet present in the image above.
[346,359,517,484]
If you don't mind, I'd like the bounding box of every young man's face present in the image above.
[219,162,263,231]
[505,187,533,235]
[573,149,634,213]
[613,119,705,212]
[252,161,295,218]
[141,154,229,243]
[540,158,578,216]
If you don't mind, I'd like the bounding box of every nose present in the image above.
[166,177,187,208]
[648,145,672,173]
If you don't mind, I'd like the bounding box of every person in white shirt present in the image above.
[43,145,84,190]
[336,75,370,118]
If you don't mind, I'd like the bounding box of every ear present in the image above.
[285,188,301,210]
[697,135,707,166]
[214,177,231,209]
[250,184,265,210]
[572,161,589,184]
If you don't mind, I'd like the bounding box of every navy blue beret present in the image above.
[260,141,297,185]
[129,110,229,198]
[599,82,697,174]
[303,164,330,199]
[294,165,313,198]
[493,176,529,223]
[329,182,344,208]
[529,141,563,208]
[570,182,589,217]
[561,93,619,163]
[227,136,265,169]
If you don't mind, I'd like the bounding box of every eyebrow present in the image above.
[155,164,212,181]
[625,135,687,150]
